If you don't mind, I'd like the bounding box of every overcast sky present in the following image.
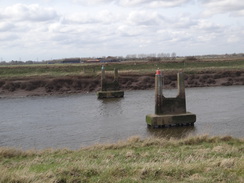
[0,0,244,61]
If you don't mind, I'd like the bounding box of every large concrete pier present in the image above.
[146,70,196,127]
[97,66,124,99]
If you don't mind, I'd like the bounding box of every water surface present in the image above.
[0,86,243,149]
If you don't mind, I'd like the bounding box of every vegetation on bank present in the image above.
[0,59,243,79]
[1,135,243,183]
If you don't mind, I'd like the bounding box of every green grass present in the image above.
[0,59,243,79]
[0,135,243,183]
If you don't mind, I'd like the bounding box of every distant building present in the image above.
[99,56,120,63]
[61,58,81,64]
[84,59,100,63]
[84,57,120,63]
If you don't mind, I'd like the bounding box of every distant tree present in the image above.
[149,57,161,62]
[138,54,147,58]
[26,61,34,64]
[185,56,197,61]
[171,52,176,60]
[126,54,137,59]
[148,53,156,58]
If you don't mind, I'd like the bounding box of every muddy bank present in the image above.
[0,70,243,98]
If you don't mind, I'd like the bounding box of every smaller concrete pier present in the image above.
[97,66,124,99]
[146,70,196,127]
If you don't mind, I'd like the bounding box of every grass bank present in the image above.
[0,59,244,79]
[1,135,243,183]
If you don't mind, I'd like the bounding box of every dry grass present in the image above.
[0,135,243,183]
[0,59,243,79]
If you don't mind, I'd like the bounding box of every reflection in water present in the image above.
[98,98,124,117]
[147,126,196,139]
[0,86,243,150]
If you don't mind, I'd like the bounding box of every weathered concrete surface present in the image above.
[155,72,187,115]
[97,67,124,99]
[146,113,196,127]
[97,90,124,98]
[147,71,196,128]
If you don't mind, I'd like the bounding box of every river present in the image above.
[0,86,243,150]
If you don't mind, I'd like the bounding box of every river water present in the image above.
[0,86,243,150]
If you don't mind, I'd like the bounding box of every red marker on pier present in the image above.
[155,69,161,75]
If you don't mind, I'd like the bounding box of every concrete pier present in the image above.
[97,66,124,99]
[146,70,196,127]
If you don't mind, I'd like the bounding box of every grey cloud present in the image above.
[117,25,142,37]
[155,16,226,46]
[197,21,224,33]
[0,33,19,41]
[72,0,191,7]
[169,15,198,29]
[126,11,165,26]
[2,4,59,22]
[199,0,244,16]
[72,0,113,5]
[119,0,191,7]
[62,10,118,25]
[62,14,99,24]
[222,27,244,43]
[50,34,105,49]
[49,21,117,48]
[0,22,15,32]
[1,0,243,61]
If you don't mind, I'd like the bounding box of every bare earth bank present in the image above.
[0,70,243,98]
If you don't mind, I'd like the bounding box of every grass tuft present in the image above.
[0,147,32,158]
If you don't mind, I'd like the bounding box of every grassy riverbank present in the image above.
[1,135,243,183]
[0,59,244,79]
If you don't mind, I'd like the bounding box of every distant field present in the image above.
[0,59,243,78]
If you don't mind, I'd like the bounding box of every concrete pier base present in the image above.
[146,112,196,127]
[97,90,124,99]
[97,67,124,99]
[146,70,196,128]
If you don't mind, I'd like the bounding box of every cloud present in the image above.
[0,22,15,32]
[72,0,113,5]
[0,1,243,61]
[169,14,198,29]
[117,25,142,37]
[126,11,165,26]
[63,10,118,25]
[227,35,240,43]
[200,0,244,16]
[119,0,191,7]
[0,3,60,49]
[1,3,58,22]
[72,0,191,7]
[224,27,243,43]
[0,33,19,42]
[195,20,223,33]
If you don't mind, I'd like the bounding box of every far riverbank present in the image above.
[0,69,243,98]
